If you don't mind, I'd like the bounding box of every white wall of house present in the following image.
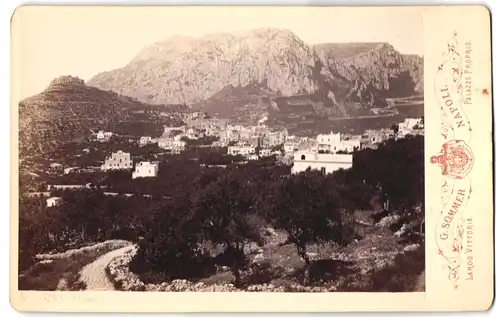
[139,136,155,146]
[284,143,296,153]
[317,132,341,146]
[101,151,133,171]
[132,162,159,179]
[46,197,62,207]
[291,152,353,174]
[227,146,256,156]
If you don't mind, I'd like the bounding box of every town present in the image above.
[19,105,425,293]
[27,112,424,204]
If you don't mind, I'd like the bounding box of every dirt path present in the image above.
[79,245,135,291]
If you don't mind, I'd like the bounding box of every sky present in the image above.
[12,6,424,100]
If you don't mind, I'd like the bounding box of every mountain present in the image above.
[314,42,423,98]
[88,28,319,105]
[18,76,159,156]
[87,28,423,119]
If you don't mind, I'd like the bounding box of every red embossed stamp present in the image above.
[431,139,475,179]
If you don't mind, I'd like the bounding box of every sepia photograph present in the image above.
[16,6,425,294]
[10,5,493,313]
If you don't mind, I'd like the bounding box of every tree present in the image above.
[264,170,352,284]
[130,199,204,280]
[192,171,262,287]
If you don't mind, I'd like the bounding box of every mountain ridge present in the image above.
[86,28,423,118]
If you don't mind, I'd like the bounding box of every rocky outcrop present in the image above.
[18,76,155,156]
[315,42,423,104]
[87,28,423,115]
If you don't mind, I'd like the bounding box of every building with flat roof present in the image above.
[46,197,63,207]
[132,162,159,179]
[291,151,353,175]
[227,145,256,156]
[101,151,133,171]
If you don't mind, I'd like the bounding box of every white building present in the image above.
[46,197,62,207]
[162,126,183,137]
[259,148,273,157]
[227,145,256,156]
[340,137,361,152]
[316,132,360,153]
[291,151,353,175]
[139,136,156,146]
[317,132,341,146]
[284,142,297,154]
[132,162,159,179]
[101,151,133,171]
[262,129,288,148]
[398,118,423,137]
[158,138,186,154]
[96,130,113,141]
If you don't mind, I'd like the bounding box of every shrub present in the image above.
[369,246,425,292]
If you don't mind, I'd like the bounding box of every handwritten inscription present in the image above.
[465,217,474,280]
[42,292,104,304]
[463,41,472,105]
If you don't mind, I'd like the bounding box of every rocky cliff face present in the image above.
[87,28,423,116]
[314,43,423,104]
[88,28,319,105]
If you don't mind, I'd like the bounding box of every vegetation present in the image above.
[18,240,129,291]
[19,135,424,291]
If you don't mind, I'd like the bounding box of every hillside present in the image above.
[18,76,159,157]
[87,28,423,119]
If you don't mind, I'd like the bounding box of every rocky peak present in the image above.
[128,35,198,65]
[47,75,85,90]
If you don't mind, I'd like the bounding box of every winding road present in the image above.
[79,245,135,291]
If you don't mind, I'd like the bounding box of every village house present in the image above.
[248,136,262,148]
[47,184,93,191]
[262,129,288,148]
[139,136,156,146]
[297,137,318,151]
[291,151,353,175]
[132,162,159,179]
[158,138,186,154]
[316,132,360,153]
[259,148,273,157]
[340,136,361,153]
[238,128,253,141]
[361,129,393,148]
[227,145,256,156]
[101,150,133,171]
[49,163,64,174]
[316,132,341,152]
[96,130,113,141]
[46,197,63,207]
[284,142,297,154]
[398,118,423,137]
[162,126,183,138]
